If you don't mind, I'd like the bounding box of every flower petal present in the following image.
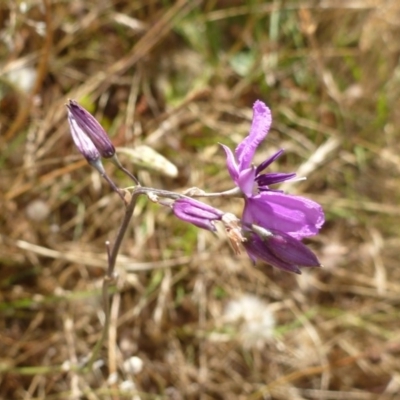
[243,234,302,274]
[244,192,325,239]
[255,149,284,175]
[236,100,272,171]
[262,229,321,267]
[221,144,239,183]
[256,172,297,188]
[237,167,256,196]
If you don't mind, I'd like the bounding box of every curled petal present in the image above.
[221,144,239,183]
[236,100,272,171]
[244,192,325,240]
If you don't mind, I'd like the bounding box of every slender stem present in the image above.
[110,190,140,268]
[101,172,128,205]
[119,165,140,186]
[111,154,140,186]
[130,186,241,200]
[191,187,242,198]
[133,186,182,200]
[85,189,141,371]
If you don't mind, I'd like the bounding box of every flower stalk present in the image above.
[65,99,324,278]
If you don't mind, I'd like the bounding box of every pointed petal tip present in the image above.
[66,98,78,108]
[294,267,302,275]
[272,263,302,274]
[220,143,239,182]
[300,258,322,268]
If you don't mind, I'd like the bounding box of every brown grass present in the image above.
[1,0,400,399]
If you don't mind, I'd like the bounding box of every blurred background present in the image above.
[1,0,400,399]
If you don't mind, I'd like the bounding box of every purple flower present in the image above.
[172,198,224,231]
[243,224,321,274]
[66,100,115,159]
[222,100,324,241]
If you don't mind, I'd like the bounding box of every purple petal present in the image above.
[255,149,284,175]
[256,172,297,187]
[235,100,272,171]
[243,234,302,274]
[263,229,321,267]
[221,144,239,183]
[237,167,256,196]
[242,198,255,225]
[175,214,216,231]
[244,192,325,240]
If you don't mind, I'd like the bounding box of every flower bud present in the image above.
[66,99,115,158]
[172,198,224,231]
[67,107,106,174]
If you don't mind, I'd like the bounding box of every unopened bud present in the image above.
[67,107,106,175]
[172,198,224,231]
[66,100,115,158]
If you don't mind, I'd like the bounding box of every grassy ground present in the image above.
[1,0,400,399]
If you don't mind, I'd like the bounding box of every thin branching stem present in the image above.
[85,189,141,371]
[85,184,239,371]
